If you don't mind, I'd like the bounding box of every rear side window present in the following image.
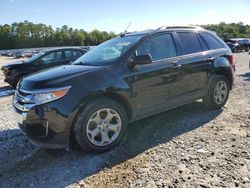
[65,50,82,59]
[199,32,224,50]
[177,32,202,55]
[41,51,64,64]
[136,33,176,61]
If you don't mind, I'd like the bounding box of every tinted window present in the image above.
[73,50,82,57]
[41,51,64,64]
[65,50,82,59]
[178,32,202,55]
[65,50,73,59]
[198,35,209,51]
[136,33,176,61]
[199,32,224,50]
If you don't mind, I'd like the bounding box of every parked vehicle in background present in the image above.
[225,39,238,53]
[1,51,8,56]
[13,51,25,59]
[1,47,87,87]
[225,38,250,53]
[7,51,14,57]
[24,51,33,58]
[13,26,235,153]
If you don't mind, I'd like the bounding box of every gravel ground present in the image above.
[0,53,249,188]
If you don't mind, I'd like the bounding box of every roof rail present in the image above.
[156,25,204,31]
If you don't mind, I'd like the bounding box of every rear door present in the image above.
[175,31,212,100]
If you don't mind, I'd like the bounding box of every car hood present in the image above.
[2,61,25,70]
[19,65,100,90]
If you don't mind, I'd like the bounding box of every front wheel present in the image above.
[73,98,128,153]
[203,75,230,110]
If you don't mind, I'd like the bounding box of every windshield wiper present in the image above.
[74,62,96,66]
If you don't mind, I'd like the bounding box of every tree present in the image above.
[1,21,249,50]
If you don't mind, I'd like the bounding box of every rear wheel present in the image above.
[203,75,230,110]
[73,98,128,153]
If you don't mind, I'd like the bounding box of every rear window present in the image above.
[199,32,224,50]
[177,32,202,55]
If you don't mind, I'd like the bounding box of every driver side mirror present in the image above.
[129,54,153,68]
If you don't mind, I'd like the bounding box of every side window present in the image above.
[177,32,202,55]
[197,35,209,51]
[65,50,74,59]
[136,33,176,61]
[41,51,64,64]
[199,32,224,50]
[65,50,82,59]
[72,50,82,57]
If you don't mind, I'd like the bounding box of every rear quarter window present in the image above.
[177,32,202,55]
[199,32,224,50]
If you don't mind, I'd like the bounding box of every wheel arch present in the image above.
[69,91,133,147]
[213,57,234,90]
[214,67,233,90]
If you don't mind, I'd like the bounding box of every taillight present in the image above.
[229,54,234,65]
[229,54,235,72]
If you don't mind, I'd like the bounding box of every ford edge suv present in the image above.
[13,26,235,152]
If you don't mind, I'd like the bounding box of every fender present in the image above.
[207,56,234,93]
[213,56,231,69]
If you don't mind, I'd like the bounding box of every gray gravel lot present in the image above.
[0,53,249,188]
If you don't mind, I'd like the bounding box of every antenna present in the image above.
[124,22,131,34]
[156,25,167,31]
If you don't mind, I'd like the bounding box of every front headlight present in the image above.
[28,86,71,105]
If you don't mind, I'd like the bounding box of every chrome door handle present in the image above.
[171,61,182,67]
[206,57,215,62]
[173,64,182,68]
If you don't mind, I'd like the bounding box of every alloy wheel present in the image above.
[214,80,228,105]
[86,108,122,146]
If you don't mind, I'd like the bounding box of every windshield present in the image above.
[74,35,142,66]
[24,52,45,63]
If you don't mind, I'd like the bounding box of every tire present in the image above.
[246,47,250,52]
[73,98,128,153]
[203,75,230,110]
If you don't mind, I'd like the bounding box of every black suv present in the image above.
[13,26,234,152]
[225,38,250,53]
[1,47,87,87]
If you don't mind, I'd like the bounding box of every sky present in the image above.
[0,0,250,33]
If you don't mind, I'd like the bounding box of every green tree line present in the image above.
[202,22,250,39]
[0,21,116,50]
[0,21,250,50]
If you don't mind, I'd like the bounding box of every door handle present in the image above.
[173,64,182,68]
[206,57,215,62]
[171,61,182,68]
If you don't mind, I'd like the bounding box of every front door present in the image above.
[125,33,185,117]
